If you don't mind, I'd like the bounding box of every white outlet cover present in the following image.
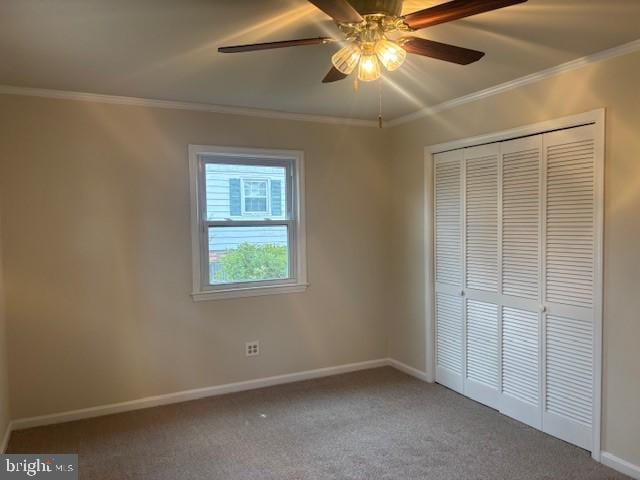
[245,341,259,356]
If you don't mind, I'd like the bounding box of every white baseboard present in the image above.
[387,358,432,382]
[11,359,389,431]
[601,452,640,479]
[10,358,429,432]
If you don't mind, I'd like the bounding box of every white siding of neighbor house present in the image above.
[204,162,288,252]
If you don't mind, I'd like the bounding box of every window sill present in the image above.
[191,283,309,302]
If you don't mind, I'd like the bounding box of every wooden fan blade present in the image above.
[219,37,333,53]
[401,37,485,65]
[403,0,527,30]
[322,66,348,83]
[307,0,364,23]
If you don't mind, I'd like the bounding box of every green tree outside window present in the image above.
[214,243,288,282]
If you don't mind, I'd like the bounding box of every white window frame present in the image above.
[189,145,308,301]
[241,178,270,216]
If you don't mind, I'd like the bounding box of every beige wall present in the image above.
[0,47,638,468]
[388,50,640,465]
[0,205,11,442]
[0,95,391,419]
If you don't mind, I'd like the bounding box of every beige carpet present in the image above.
[7,367,628,479]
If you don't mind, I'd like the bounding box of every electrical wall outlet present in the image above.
[245,341,259,357]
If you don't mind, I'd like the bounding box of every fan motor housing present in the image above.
[348,0,403,17]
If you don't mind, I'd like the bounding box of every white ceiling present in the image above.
[1,0,639,121]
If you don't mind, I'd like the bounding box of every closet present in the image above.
[433,123,601,452]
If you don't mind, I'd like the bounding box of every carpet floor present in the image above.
[7,367,628,479]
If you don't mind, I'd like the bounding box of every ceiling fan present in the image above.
[218,0,528,83]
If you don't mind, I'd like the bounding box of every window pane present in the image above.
[244,180,267,198]
[208,226,289,285]
[245,197,267,213]
[204,162,287,220]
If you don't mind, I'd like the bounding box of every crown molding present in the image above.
[1,38,639,128]
[387,38,640,128]
[0,84,379,128]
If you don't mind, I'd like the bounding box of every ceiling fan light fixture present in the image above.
[218,0,524,87]
[331,44,362,75]
[358,54,381,82]
[375,38,406,71]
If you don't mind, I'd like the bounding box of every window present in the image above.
[242,180,269,214]
[189,145,307,300]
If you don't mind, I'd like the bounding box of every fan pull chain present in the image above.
[378,80,383,129]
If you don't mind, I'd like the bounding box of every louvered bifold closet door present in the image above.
[434,150,464,393]
[498,135,543,429]
[541,125,597,451]
[462,144,501,409]
[431,123,600,452]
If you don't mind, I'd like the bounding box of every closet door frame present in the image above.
[424,109,604,460]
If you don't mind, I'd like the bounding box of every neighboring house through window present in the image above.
[189,145,307,300]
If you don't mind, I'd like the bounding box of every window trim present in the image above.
[188,145,308,301]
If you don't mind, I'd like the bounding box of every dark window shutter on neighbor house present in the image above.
[229,179,241,216]
[271,180,282,216]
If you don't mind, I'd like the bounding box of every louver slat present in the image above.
[435,159,462,286]
[436,293,463,373]
[502,307,539,405]
[466,300,499,388]
[545,138,595,309]
[465,152,498,292]
[546,313,593,426]
[503,146,540,299]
